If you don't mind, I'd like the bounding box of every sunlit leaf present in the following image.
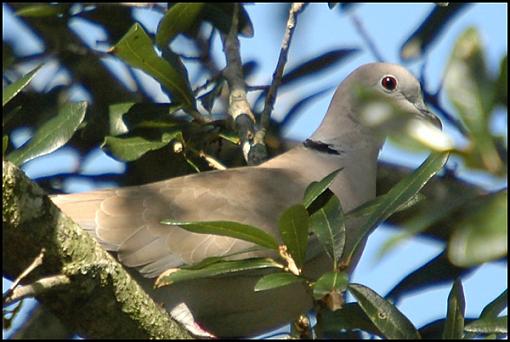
[442,278,465,339]
[156,258,283,287]
[480,289,507,319]
[310,195,345,266]
[254,272,304,292]
[7,102,86,166]
[344,152,448,266]
[15,3,68,17]
[464,316,507,334]
[110,23,195,109]
[303,168,342,209]
[349,283,421,339]
[3,65,42,107]
[278,204,310,269]
[161,219,279,250]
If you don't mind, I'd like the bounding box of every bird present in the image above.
[50,63,441,337]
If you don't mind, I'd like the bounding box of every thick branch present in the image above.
[2,160,191,339]
[221,4,266,165]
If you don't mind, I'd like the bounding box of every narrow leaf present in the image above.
[442,278,465,339]
[349,283,421,339]
[400,3,468,61]
[7,102,86,166]
[110,23,195,108]
[303,168,343,209]
[464,316,507,334]
[480,289,507,319]
[278,204,310,268]
[254,272,304,292]
[156,258,282,287]
[3,65,42,106]
[282,49,358,86]
[344,152,448,266]
[310,195,345,265]
[161,220,279,250]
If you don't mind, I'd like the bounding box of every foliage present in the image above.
[2,2,507,339]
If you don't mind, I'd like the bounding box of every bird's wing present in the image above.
[51,167,308,277]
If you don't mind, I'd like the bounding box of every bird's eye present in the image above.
[381,75,398,91]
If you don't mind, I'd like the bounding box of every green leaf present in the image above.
[400,3,468,61]
[101,131,181,162]
[444,27,503,174]
[303,168,342,209]
[464,316,507,334]
[348,283,421,339]
[313,271,348,300]
[156,258,283,287]
[254,272,304,292]
[448,190,507,267]
[108,102,182,136]
[310,195,345,266]
[344,152,449,265]
[442,278,465,339]
[110,23,195,109]
[278,204,310,268]
[6,102,86,166]
[3,65,42,106]
[480,289,507,319]
[161,220,279,250]
[3,135,8,156]
[15,4,68,17]
[156,3,205,49]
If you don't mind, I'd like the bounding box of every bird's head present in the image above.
[312,63,446,151]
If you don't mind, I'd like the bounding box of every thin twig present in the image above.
[9,249,46,291]
[3,275,72,307]
[349,12,385,62]
[188,147,227,170]
[260,3,306,132]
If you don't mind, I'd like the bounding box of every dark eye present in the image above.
[381,75,398,91]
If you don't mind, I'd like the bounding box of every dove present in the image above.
[50,63,440,337]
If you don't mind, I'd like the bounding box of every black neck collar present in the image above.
[303,139,342,155]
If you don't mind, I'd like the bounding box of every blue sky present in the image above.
[3,3,507,337]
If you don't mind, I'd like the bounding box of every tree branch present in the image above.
[221,4,266,165]
[2,160,191,339]
[259,3,306,143]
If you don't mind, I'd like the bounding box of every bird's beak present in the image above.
[413,99,442,129]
